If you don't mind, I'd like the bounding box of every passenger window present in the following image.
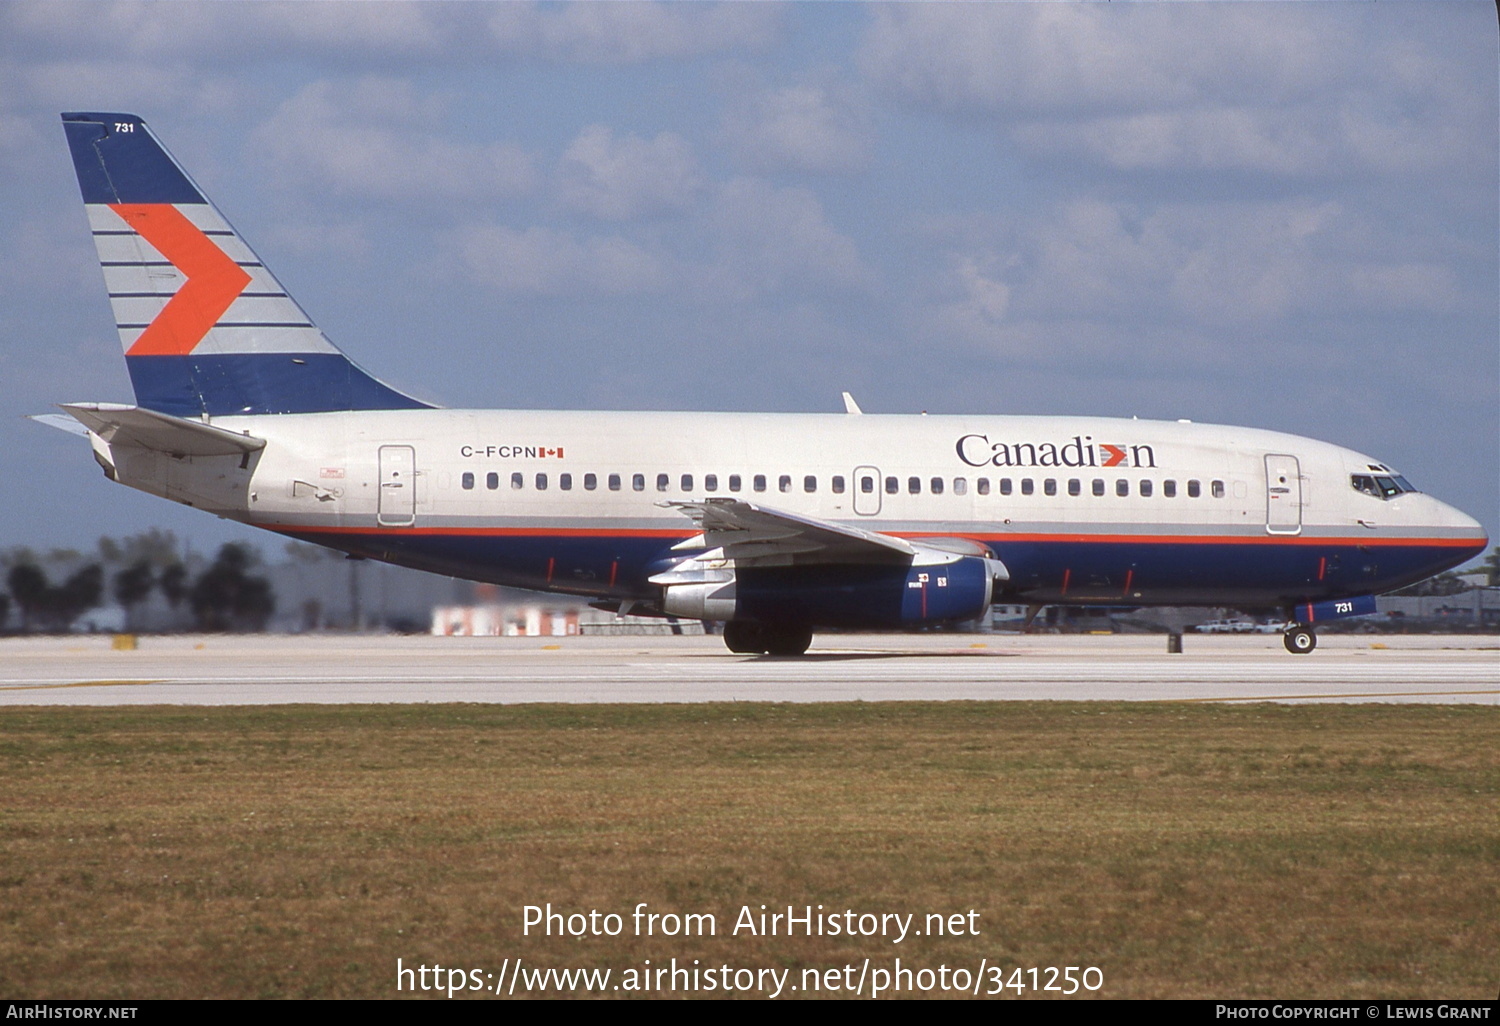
[804,475,817,493]
[1187,480,1201,498]
[1044,479,1057,497]
[931,477,944,495]
[681,474,693,492]
[977,478,990,495]
[779,475,792,493]
[536,473,548,490]
[832,476,845,494]
[953,478,967,495]
[885,476,899,494]
[632,473,645,492]
[729,474,741,492]
[1211,480,1225,499]
[1116,479,1128,497]
[908,476,921,494]
[487,472,499,490]
[585,473,597,491]
[656,474,669,492]
[861,475,875,494]
[754,474,767,493]
[1140,479,1152,497]
[511,472,523,490]
[1092,479,1104,497]
[1163,479,1176,498]
[560,473,572,491]
[999,478,1013,496]
[1067,479,1080,497]
[1021,479,1034,496]
[461,472,475,490]
[608,473,621,491]
[705,474,718,492]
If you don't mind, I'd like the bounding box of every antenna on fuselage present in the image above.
[842,392,863,415]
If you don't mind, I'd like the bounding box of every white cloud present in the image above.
[705,178,873,299]
[253,79,537,202]
[724,83,870,174]
[933,256,1013,343]
[452,224,667,297]
[929,196,1466,360]
[859,4,1490,179]
[557,125,701,221]
[1016,107,1336,177]
[2,2,454,61]
[488,2,778,64]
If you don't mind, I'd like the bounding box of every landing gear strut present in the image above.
[1283,625,1317,654]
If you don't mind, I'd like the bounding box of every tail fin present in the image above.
[61,112,430,417]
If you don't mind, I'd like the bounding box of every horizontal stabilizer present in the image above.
[29,413,92,438]
[60,402,265,456]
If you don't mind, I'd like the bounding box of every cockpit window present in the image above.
[1352,474,1418,500]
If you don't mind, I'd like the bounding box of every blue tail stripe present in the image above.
[126,354,431,417]
[62,112,203,205]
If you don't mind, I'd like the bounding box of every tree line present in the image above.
[0,532,274,633]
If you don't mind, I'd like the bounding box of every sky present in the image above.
[1,1,1495,560]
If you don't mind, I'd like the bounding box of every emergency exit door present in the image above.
[378,445,416,526]
[1264,453,1301,535]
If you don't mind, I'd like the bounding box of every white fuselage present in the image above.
[101,408,1485,612]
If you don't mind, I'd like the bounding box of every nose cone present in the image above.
[1422,494,1489,562]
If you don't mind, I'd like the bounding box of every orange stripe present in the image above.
[112,203,251,356]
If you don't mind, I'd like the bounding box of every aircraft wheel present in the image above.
[1283,626,1317,654]
[761,624,813,657]
[723,621,766,654]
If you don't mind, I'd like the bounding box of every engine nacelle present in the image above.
[660,553,998,628]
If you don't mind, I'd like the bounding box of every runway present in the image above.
[0,632,1495,705]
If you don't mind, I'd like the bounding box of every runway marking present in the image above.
[0,679,162,692]
[1170,689,1500,703]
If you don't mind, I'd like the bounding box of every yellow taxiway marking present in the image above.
[1171,689,1500,703]
[0,679,163,692]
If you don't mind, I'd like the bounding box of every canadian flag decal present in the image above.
[112,203,252,356]
[542,447,564,458]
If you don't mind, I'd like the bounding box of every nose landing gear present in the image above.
[1283,625,1317,654]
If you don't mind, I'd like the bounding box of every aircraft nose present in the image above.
[1431,496,1488,554]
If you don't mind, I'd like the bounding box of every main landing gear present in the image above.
[1283,624,1317,654]
[722,621,813,657]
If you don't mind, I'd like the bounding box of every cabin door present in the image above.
[853,466,882,516]
[1264,454,1302,535]
[378,445,417,527]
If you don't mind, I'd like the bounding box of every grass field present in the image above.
[0,702,1495,999]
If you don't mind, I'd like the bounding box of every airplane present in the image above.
[41,111,1488,656]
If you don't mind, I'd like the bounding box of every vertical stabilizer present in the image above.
[61,112,430,416]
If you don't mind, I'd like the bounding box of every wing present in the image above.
[661,498,917,567]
